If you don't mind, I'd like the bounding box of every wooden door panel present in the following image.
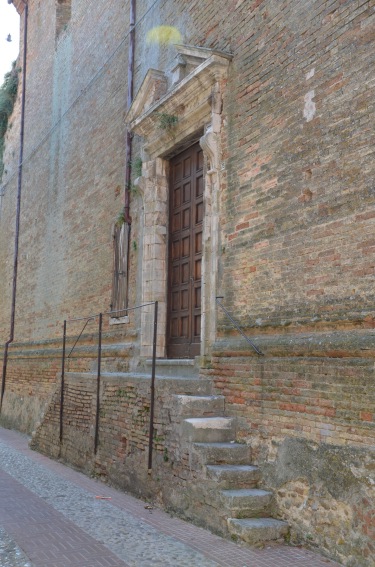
[173,187,181,207]
[183,156,192,177]
[167,143,203,358]
[181,262,189,283]
[183,182,191,202]
[196,175,204,196]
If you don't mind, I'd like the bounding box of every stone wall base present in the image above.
[2,349,374,566]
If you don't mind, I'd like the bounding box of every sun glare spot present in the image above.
[146,25,182,45]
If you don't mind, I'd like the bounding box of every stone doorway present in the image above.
[125,44,232,359]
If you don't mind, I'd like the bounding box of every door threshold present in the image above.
[145,358,195,366]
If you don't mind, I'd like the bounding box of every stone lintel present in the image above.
[143,102,210,161]
[175,44,233,62]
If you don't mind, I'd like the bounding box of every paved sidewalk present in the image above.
[0,427,341,567]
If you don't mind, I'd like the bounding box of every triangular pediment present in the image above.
[126,45,232,138]
[126,69,168,126]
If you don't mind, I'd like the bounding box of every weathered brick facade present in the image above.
[0,0,374,565]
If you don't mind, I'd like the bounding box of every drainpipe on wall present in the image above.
[0,0,28,413]
[124,0,135,224]
[122,0,135,307]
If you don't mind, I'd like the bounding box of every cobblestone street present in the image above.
[0,427,341,567]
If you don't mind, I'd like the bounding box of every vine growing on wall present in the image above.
[0,62,19,180]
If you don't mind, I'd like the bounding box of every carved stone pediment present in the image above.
[126,69,168,123]
[126,45,232,159]
[171,44,232,84]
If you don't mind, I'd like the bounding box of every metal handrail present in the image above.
[216,297,264,356]
[59,302,159,469]
[66,317,96,359]
[60,314,100,453]
[66,302,157,323]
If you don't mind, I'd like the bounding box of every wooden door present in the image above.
[167,143,204,358]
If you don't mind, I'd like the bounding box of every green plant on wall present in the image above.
[115,388,128,398]
[115,210,125,228]
[156,112,178,131]
[0,62,19,180]
[132,157,142,177]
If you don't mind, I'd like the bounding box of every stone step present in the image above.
[220,488,273,518]
[227,518,289,545]
[193,442,251,464]
[174,395,225,417]
[145,358,199,378]
[182,417,236,443]
[206,465,260,488]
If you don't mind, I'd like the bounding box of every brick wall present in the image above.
[203,350,375,448]
[31,373,201,509]
[0,355,59,433]
[1,1,372,345]
[218,0,374,332]
[0,1,374,565]
[0,0,139,344]
[0,324,137,432]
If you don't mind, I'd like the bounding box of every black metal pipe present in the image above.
[122,0,136,315]
[94,313,103,454]
[0,344,9,413]
[1,0,29,413]
[59,320,67,446]
[148,301,158,472]
[123,0,135,226]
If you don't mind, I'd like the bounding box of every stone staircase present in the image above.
[174,384,289,545]
[36,355,288,547]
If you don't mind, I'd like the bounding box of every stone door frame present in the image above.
[126,46,232,358]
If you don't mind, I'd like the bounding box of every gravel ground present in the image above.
[0,441,219,567]
[0,528,34,567]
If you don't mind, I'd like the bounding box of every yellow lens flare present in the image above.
[146,25,182,45]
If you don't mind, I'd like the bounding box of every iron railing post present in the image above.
[0,343,9,414]
[148,301,158,472]
[94,313,103,454]
[60,320,67,445]
[60,302,159,469]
